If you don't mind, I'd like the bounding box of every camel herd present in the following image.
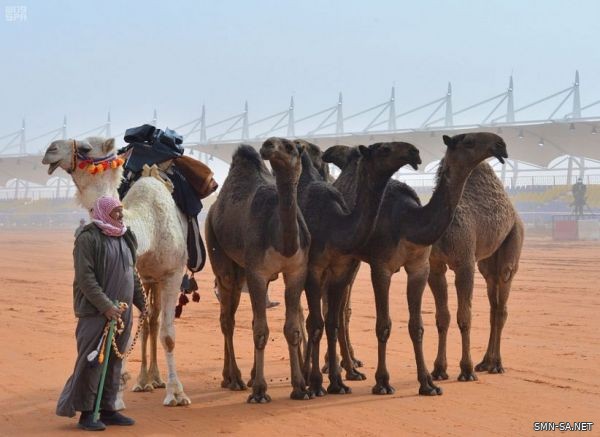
[42,131,523,408]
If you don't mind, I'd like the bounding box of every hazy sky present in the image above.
[1,0,599,153]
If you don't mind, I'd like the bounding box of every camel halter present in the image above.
[70,139,78,173]
[70,139,125,175]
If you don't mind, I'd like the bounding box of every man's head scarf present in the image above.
[91,196,126,237]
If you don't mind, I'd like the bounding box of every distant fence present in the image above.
[0,211,83,229]
[552,214,600,240]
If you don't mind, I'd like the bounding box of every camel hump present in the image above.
[232,145,262,167]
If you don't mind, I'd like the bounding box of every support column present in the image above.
[567,156,574,185]
[445,82,453,127]
[507,76,515,123]
[152,109,158,127]
[336,92,344,135]
[62,115,67,140]
[388,87,396,131]
[242,101,249,140]
[106,112,111,138]
[572,70,581,119]
[200,104,207,144]
[287,96,295,137]
[511,160,519,188]
[19,119,26,154]
[577,157,585,179]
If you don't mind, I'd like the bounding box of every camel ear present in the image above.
[442,135,454,149]
[102,138,116,155]
[323,145,351,169]
[295,141,306,155]
[358,145,372,159]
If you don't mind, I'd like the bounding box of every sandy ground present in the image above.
[0,230,599,436]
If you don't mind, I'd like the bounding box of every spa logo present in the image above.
[5,5,27,22]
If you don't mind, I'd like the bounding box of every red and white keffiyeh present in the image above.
[91,196,126,237]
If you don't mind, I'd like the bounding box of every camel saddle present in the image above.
[118,125,218,272]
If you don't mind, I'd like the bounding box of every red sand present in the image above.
[1,230,599,436]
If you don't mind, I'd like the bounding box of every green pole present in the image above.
[92,317,116,423]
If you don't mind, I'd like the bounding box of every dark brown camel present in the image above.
[428,152,524,382]
[205,139,311,403]
[323,132,509,395]
[297,139,422,396]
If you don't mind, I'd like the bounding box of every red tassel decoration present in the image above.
[175,304,182,318]
[179,292,189,306]
[192,291,200,302]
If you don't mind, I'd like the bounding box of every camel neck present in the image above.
[334,159,392,253]
[273,169,300,257]
[405,159,472,246]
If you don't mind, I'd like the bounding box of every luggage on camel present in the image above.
[117,124,217,273]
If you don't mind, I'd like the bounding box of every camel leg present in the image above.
[455,264,477,382]
[428,259,450,381]
[218,269,246,391]
[320,276,339,375]
[406,261,442,396]
[159,273,191,406]
[133,282,160,392]
[132,306,150,392]
[325,265,356,395]
[371,264,394,395]
[303,268,326,397]
[344,274,363,368]
[283,268,312,400]
[338,268,365,381]
[475,254,499,373]
[476,223,522,374]
[115,334,133,410]
[246,272,271,404]
[147,284,165,389]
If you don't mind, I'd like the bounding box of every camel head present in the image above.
[293,139,330,180]
[442,132,508,168]
[357,141,421,176]
[42,136,123,209]
[260,137,304,181]
[322,145,360,171]
[42,136,117,175]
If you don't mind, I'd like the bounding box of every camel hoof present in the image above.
[345,369,366,381]
[290,388,313,400]
[163,395,178,406]
[372,383,395,395]
[352,358,364,368]
[458,371,478,382]
[113,399,126,411]
[221,377,247,391]
[310,385,326,397]
[247,393,271,404]
[327,382,352,395]
[419,385,443,396]
[176,393,192,406]
[431,368,449,381]
[475,359,505,374]
[132,383,154,392]
[152,380,166,389]
[489,365,505,374]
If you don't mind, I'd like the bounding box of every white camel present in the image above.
[42,136,191,407]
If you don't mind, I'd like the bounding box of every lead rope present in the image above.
[101,266,149,360]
